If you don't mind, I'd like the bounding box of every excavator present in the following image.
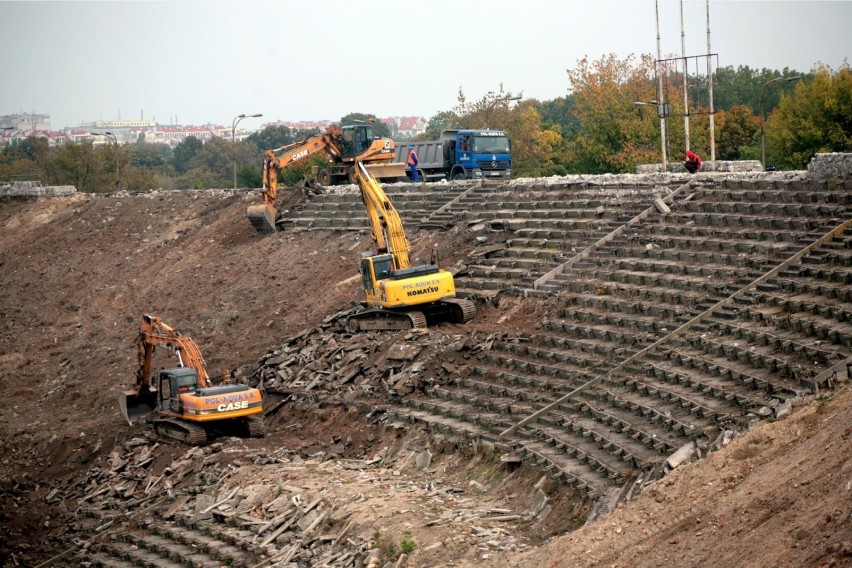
[346,162,476,331]
[247,122,406,234]
[120,314,266,445]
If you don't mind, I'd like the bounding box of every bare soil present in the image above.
[0,189,849,567]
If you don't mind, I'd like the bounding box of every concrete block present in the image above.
[529,488,548,517]
[665,442,696,470]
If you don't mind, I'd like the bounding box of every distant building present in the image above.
[0,128,69,148]
[81,119,157,129]
[262,119,331,132]
[378,116,427,138]
[0,113,51,131]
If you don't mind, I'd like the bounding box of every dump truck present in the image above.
[395,129,512,182]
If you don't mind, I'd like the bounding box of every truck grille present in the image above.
[478,160,510,171]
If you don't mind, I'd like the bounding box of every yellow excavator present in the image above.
[247,122,405,234]
[346,162,476,331]
[120,314,265,445]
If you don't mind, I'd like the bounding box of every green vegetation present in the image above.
[370,530,417,561]
[1,59,848,191]
[399,532,417,555]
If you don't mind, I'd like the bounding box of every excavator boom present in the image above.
[122,314,209,424]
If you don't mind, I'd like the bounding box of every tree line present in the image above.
[1,56,849,192]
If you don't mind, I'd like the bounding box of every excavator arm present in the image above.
[354,161,411,270]
[250,123,404,234]
[135,314,210,392]
[121,314,211,424]
[345,161,477,331]
[260,132,343,206]
[249,126,345,234]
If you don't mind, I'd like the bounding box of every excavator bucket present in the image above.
[246,204,277,234]
[119,386,157,425]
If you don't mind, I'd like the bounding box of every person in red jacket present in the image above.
[685,150,702,174]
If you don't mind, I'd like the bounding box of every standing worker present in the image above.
[684,150,702,174]
[407,145,420,182]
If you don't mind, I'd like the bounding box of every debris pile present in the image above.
[247,320,495,400]
[50,427,540,567]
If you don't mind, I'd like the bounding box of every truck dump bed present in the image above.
[394,140,446,171]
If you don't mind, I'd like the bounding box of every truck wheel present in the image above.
[451,169,466,181]
[317,169,331,185]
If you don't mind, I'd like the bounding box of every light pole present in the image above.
[484,96,522,129]
[760,76,801,170]
[635,100,669,171]
[232,113,262,189]
[90,131,120,190]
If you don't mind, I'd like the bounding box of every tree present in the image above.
[186,136,232,186]
[0,137,48,181]
[130,143,167,169]
[173,136,202,174]
[452,85,523,131]
[565,53,659,173]
[247,125,297,151]
[173,166,221,190]
[711,65,809,115]
[505,102,562,177]
[713,104,760,160]
[766,63,852,169]
[237,164,262,189]
[121,165,157,191]
[538,95,579,139]
[44,140,103,192]
[340,113,391,139]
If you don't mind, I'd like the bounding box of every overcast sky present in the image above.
[1,1,849,130]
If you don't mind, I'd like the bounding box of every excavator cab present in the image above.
[340,124,373,158]
[158,367,198,414]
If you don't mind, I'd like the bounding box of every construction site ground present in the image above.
[0,181,850,568]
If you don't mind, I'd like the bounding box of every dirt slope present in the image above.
[514,384,852,568]
[0,191,361,472]
[0,189,849,567]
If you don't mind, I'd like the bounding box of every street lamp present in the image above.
[90,131,121,190]
[484,96,522,129]
[232,113,262,189]
[760,76,801,170]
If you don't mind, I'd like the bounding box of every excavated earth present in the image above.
[0,176,850,568]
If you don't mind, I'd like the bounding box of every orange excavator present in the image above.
[247,122,405,234]
[120,314,265,445]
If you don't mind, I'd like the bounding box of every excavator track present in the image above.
[346,309,427,332]
[153,418,208,446]
[245,415,267,438]
[440,297,477,323]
